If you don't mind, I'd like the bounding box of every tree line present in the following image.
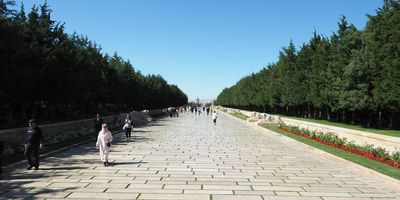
[215,1,400,129]
[0,1,188,126]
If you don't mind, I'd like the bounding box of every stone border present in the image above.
[219,110,400,191]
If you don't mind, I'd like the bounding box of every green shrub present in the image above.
[391,150,400,163]
[375,147,391,160]
[345,140,358,149]
[302,129,311,137]
[360,144,376,155]
[311,131,319,139]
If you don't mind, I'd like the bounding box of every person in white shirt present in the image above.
[96,124,113,166]
[123,114,132,141]
[212,111,218,125]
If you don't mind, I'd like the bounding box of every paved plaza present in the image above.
[1,112,400,199]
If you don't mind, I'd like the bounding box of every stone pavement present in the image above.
[1,112,399,199]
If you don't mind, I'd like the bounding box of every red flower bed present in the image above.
[278,127,400,169]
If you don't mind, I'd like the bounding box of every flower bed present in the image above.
[279,124,400,168]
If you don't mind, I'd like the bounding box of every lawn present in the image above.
[262,124,400,180]
[230,112,249,120]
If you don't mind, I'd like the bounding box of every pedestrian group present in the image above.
[0,107,218,175]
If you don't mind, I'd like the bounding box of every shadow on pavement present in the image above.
[37,166,87,171]
[131,136,154,142]
[0,172,68,198]
[109,161,148,166]
[133,130,152,133]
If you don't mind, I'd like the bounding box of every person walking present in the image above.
[94,114,103,139]
[212,111,218,125]
[24,119,44,170]
[96,124,113,166]
[123,114,132,141]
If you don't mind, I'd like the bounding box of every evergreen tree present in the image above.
[0,2,188,125]
[216,1,400,129]
[367,0,400,127]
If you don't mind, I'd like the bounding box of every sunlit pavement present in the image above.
[1,112,399,199]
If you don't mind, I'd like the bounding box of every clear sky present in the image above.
[17,0,383,101]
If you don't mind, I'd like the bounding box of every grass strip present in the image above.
[262,124,400,180]
[281,115,400,138]
[230,112,249,120]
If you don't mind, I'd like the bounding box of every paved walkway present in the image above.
[1,112,400,199]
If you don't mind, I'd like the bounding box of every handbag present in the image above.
[106,141,111,147]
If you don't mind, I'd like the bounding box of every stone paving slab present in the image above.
[1,112,400,199]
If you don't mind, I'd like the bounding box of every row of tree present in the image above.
[215,1,400,129]
[0,1,188,126]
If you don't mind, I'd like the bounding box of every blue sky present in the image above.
[17,0,382,101]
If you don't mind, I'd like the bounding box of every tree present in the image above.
[366,1,400,127]
[216,1,400,129]
[0,2,188,125]
[0,0,15,17]
[276,40,298,114]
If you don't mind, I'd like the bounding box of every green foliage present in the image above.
[0,0,16,17]
[392,150,400,163]
[215,1,400,129]
[0,2,187,126]
[231,112,249,120]
[375,147,391,160]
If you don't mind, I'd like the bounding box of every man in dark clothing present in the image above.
[24,119,43,170]
[0,139,4,176]
[94,114,103,139]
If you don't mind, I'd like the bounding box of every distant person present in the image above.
[0,139,4,176]
[212,111,218,125]
[94,114,103,139]
[24,119,44,170]
[96,124,113,166]
[123,114,132,141]
[206,107,210,115]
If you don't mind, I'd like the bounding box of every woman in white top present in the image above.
[96,123,113,166]
[212,111,218,125]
